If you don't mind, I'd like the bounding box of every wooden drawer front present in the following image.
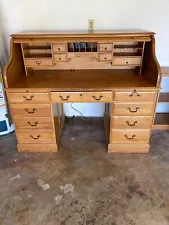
[14,117,53,130]
[111,130,150,144]
[113,57,141,66]
[114,91,157,102]
[50,92,113,103]
[25,58,53,67]
[7,93,50,103]
[113,103,154,116]
[11,104,51,117]
[17,130,56,144]
[51,92,83,102]
[83,92,112,102]
[112,116,152,129]
[18,144,57,152]
[99,43,113,52]
[98,53,112,62]
[53,54,67,62]
[53,43,67,53]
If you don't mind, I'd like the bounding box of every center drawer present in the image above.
[10,104,51,117]
[110,130,150,144]
[14,117,53,130]
[7,93,50,103]
[50,92,113,102]
[17,130,56,143]
[113,103,155,116]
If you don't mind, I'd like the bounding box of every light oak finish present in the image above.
[18,143,58,152]
[4,31,161,153]
[10,104,51,117]
[113,57,142,66]
[53,54,67,62]
[153,67,169,130]
[14,117,53,130]
[7,92,50,103]
[17,130,56,143]
[108,143,149,153]
[112,116,152,129]
[53,43,67,53]
[99,43,113,52]
[50,91,113,103]
[110,130,150,144]
[98,53,112,62]
[114,91,157,102]
[25,58,53,67]
[113,102,155,116]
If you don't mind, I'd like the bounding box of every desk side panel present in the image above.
[3,38,25,88]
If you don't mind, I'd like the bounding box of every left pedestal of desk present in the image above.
[6,91,58,152]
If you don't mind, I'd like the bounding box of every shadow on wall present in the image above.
[0,3,9,67]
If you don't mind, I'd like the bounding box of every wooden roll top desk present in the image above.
[4,30,161,153]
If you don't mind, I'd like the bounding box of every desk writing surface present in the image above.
[12,70,156,90]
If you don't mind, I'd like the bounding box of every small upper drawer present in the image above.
[53,54,67,62]
[113,57,141,66]
[110,130,150,144]
[53,43,67,53]
[113,103,155,116]
[25,58,53,67]
[11,104,51,117]
[114,91,157,102]
[99,43,113,52]
[7,93,50,103]
[98,53,112,62]
[50,92,113,103]
[16,130,56,144]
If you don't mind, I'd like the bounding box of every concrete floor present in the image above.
[0,118,169,225]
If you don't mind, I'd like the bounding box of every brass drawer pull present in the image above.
[36,61,41,65]
[59,95,70,101]
[23,95,34,101]
[124,135,136,140]
[25,108,36,114]
[58,47,61,51]
[129,90,141,97]
[59,57,62,60]
[105,47,107,50]
[104,57,107,60]
[126,121,138,127]
[127,107,139,113]
[30,135,40,140]
[92,95,103,101]
[27,121,39,127]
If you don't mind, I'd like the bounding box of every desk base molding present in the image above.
[108,143,150,153]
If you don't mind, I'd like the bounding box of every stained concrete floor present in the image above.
[0,117,169,225]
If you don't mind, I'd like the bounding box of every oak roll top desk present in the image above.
[4,30,161,153]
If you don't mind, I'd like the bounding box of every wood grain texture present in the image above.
[10,104,51,117]
[14,117,53,130]
[110,130,150,144]
[50,91,113,103]
[112,102,155,116]
[18,143,58,152]
[7,92,50,103]
[112,116,152,129]
[114,91,157,102]
[17,130,56,143]
[108,143,149,153]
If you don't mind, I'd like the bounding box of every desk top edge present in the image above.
[11,30,155,38]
